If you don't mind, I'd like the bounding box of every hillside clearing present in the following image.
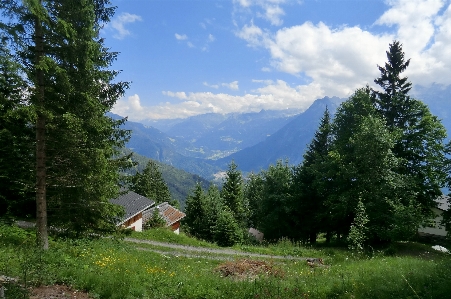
[1,225,451,299]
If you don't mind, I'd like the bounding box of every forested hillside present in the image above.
[123,150,211,208]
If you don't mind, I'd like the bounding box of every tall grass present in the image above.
[1,224,451,299]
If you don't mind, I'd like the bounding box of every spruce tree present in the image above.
[292,107,331,243]
[213,207,242,247]
[244,172,264,229]
[0,39,34,218]
[132,161,172,204]
[204,184,223,242]
[184,183,208,240]
[258,160,294,241]
[221,161,246,225]
[374,40,412,129]
[1,0,131,246]
[374,41,449,218]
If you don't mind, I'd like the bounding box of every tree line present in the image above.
[184,41,451,248]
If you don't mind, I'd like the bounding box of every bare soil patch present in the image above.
[215,259,285,280]
[30,285,92,299]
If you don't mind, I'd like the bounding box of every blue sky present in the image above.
[108,0,451,120]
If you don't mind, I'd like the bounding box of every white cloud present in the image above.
[111,13,142,39]
[175,33,188,40]
[234,0,288,26]
[112,94,143,116]
[204,81,239,90]
[162,91,188,99]
[222,81,239,90]
[114,0,451,121]
[208,34,216,42]
[375,0,444,53]
[113,79,321,120]
[235,0,451,96]
[252,79,274,84]
[187,41,195,48]
[375,0,451,86]
[203,82,220,89]
[235,22,264,46]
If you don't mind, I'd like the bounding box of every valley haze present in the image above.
[116,87,451,180]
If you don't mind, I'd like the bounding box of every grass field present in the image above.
[1,225,451,299]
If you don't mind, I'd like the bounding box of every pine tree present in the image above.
[244,172,264,229]
[184,183,208,240]
[213,207,242,247]
[258,160,294,241]
[374,40,412,129]
[327,89,418,242]
[221,161,246,225]
[1,0,131,246]
[292,107,331,243]
[0,39,34,218]
[204,184,223,242]
[132,161,172,204]
[374,41,450,219]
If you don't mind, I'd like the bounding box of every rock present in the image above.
[431,245,449,253]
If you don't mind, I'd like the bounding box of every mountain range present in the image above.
[113,86,451,181]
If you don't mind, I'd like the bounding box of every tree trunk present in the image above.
[34,3,48,250]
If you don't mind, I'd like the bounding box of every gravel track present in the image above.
[125,238,307,260]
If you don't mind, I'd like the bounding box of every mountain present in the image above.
[108,113,220,179]
[192,110,298,159]
[214,96,345,172]
[110,108,302,164]
[113,89,451,178]
[165,113,229,141]
[146,110,299,160]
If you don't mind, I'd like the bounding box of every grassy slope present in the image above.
[1,225,451,299]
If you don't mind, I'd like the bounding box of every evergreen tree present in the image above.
[374,40,412,129]
[0,39,34,218]
[1,0,131,246]
[221,161,246,225]
[132,160,172,204]
[374,41,450,219]
[204,184,223,242]
[258,160,294,241]
[292,107,332,244]
[244,172,264,229]
[213,206,242,247]
[327,89,418,242]
[183,183,208,240]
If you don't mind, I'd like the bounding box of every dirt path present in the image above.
[125,237,307,260]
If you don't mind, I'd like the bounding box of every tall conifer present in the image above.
[1,0,131,246]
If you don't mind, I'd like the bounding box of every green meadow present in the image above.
[1,225,451,299]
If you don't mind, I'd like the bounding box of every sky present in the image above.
[108,0,451,121]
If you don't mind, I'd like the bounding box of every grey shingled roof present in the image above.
[436,195,450,211]
[110,191,155,224]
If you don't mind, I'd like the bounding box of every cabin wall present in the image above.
[418,208,447,237]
